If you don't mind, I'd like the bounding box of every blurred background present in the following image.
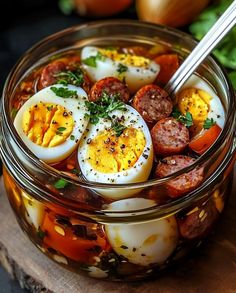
[0,0,235,292]
[0,0,235,94]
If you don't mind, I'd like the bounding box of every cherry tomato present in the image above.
[189,124,222,154]
[154,54,179,86]
[41,212,109,263]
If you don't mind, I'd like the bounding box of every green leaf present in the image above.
[117,63,128,74]
[82,52,104,68]
[111,121,127,137]
[11,108,18,119]
[70,135,75,140]
[37,227,46,240]
[228,71,236,90]
[58,0,74,15]
[189,0,236,70]
[203,118,216,129]
[85,92,126,125]
[54,178,69,189]
[50,86,78,98]
[54,69,84,87]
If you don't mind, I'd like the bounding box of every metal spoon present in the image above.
[164,0,236,95]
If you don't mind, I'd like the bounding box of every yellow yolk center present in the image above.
[99,49,151,68]
[177,88,212,126]
[87,128,146,173]
[22,102,74,147]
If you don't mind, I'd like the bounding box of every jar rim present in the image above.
[1,20,236,216]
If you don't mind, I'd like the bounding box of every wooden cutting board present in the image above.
[0,169,236,293]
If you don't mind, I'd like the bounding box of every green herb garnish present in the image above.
[203,118,216,129]
[111,121,127,137]
[56,127,66,135]
[82,52,104,67]
[54,178,69,189]
[172,107,193,127]
[37,227,46,240]
[117,63,128,74]
[54,69,84,86]
[70,135,75,140]
[50,86,77,98]
[85,91,126,124]
[11,108,18,119]
[189,0,236,89]
[85,91,127,136]
[47,105,53,111]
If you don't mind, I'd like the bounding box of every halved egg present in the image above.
[105,198,178,266]
[177,74,225,132]
[81,46,160,94]
[22,191,45,229]
[78,105,153,199]
[14,84,89,163]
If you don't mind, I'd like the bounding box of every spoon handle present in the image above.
[164,0,236,95]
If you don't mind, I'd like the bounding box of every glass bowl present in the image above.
[0,20,236,281]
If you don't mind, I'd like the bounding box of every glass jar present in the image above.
[0,20,236,281]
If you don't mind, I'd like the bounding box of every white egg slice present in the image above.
[22,191,45,229]
[14,84,89,163]
[81,46,160,94]
[105,198,178,266]
[78,105,154,199]
[179,74,225,128]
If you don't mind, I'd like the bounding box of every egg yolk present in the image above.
[22,102,74,147]
[177,88,212,126]
[87,128,146,173]
[99,49,151,68]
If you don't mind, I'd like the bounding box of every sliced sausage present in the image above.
[132,84,173,124]
[178,199,218,239]
[151,117,189,156]
[155,155,204,198]
[38,57,91,94]
[89,77,130,102]
[39,60,67,89]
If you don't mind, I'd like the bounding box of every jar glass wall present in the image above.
[0,20,235,281]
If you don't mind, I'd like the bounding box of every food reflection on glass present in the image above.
[4,39,230,280]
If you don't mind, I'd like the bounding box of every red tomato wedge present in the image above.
[42,213,109,263]
[189,124,222,154]
[154,54,179,85]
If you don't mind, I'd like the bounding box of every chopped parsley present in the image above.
[203,117,216,129]
[85,91,127,136]
[37,227,46,240]
[117,63,128,74]
[50,86,78,98]
[47,105,53,111]
[11,108,18,119]
[111,121,127,137]
[54,178,69,189]
[54,68,84,86]
[82,52,104,68]
[56,127,66,135]
[70,135,75,140]
[172,107,193,127]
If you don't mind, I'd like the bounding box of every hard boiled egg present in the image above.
[81,46,160,94]
[78,105,153,199]
[105,198,178,266]
[177,74,225,132]
[22,191,45,229]
[14,84,89,163]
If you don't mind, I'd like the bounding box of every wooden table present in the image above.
[0,168,236,293]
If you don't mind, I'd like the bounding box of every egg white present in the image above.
[81,46,160,94]
[14,85,89,163]
[22,191,45,229]
[105,198,178,266]
[78,105,153,199]
[179,74,225,128]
